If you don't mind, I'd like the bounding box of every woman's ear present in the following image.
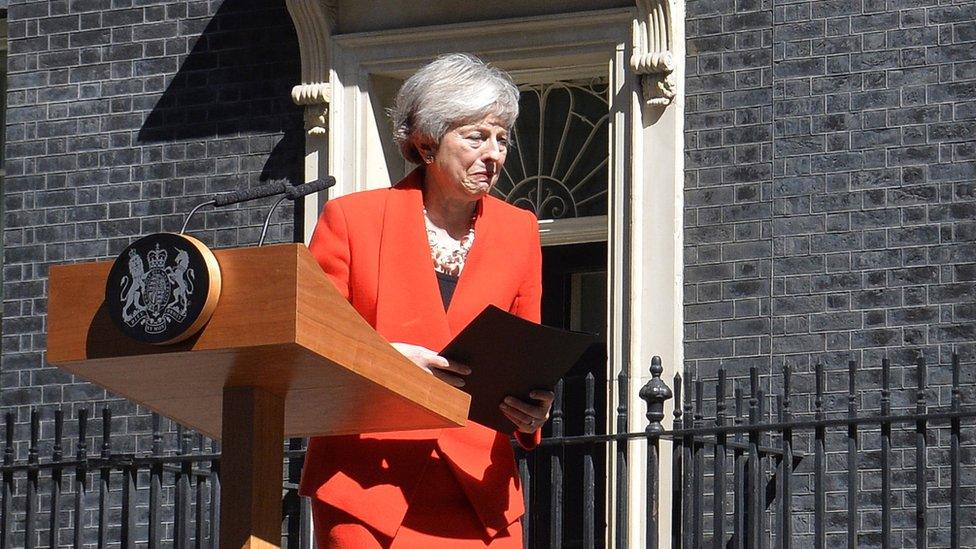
[416,139,437,164]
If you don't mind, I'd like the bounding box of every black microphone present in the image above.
[258,177,338,246]
[213,180,288,207]
[180,180,289,234]
[285,176,336,201]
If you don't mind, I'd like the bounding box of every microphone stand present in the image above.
[179,180,289,236]
[180,200,216,235]
[257,177,337,246]
[257,195,291,246]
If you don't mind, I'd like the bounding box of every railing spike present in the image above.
[152,413,162,455]
[53,410,64,462]
[101,407,112,459]
[28,409,39,465]
[717,369,727,417]
[584,372,596,436]
[673,372,683,423]
[782,363,791,409]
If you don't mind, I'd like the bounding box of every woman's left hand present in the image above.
[500,390,555,434]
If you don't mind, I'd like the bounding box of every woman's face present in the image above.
[426,114,509,202]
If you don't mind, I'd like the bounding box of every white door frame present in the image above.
[290,6,684,546]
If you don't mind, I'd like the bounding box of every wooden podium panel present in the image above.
[47,243,470,439]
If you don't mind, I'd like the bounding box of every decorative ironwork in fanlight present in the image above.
[492,80,610,220]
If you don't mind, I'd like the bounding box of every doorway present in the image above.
[523,241,609,547]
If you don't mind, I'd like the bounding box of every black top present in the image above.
[435,270,459,310]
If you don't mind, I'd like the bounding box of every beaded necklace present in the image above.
[423,208,476,277]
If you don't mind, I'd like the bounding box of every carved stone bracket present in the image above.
[285,0,336,134]
[632,0,676,107]
[294,84,331,136]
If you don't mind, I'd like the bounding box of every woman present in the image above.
[299,54,554,548]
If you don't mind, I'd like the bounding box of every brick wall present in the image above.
[684,0,975,545]
[2,0,301,435]
[1,0,303,541]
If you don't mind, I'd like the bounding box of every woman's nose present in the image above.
[483,138,504,161]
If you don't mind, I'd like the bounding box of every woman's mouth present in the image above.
[461,174,493,193]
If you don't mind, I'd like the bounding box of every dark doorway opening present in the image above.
[525,240,609,547]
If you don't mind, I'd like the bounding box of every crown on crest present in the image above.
[147,243,168,269]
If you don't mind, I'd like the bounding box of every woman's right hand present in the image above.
[390,342,471,387]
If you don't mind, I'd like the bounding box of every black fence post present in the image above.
[549,379,564,549]
[210,438,222,549]
[149,413,163,549]
[747,368,762,549]
[195,433,207,549]
[713,370,727,549]
[122,457,137,549]
[732,385,745,549]
[846,360,858,549]
[2,413,13,549]
[682,374,694,549]
[99,407,112,549]
[950,354,961,549]
[693,379,704,549]
[814,364,825,549]
[50,410,64,549]
[74,408,88,549]
[615,370,629,549]
[26,410,39,549]
[583,372,596,549]
[881,358,891,549]
[671,373,682,549]
[915,356,928,549]
[639,356,672,549]
[778,365,792,549]
[176,424,193,549]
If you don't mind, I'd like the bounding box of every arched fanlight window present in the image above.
[493,79,609,221]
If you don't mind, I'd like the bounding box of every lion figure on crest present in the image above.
[120,249,146,323]
[168,248,195,313]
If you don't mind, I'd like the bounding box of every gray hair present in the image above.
[391,53,519,164]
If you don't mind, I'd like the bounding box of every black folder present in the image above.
[440,305,602,433]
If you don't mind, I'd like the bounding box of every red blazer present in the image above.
[298,169,542,540]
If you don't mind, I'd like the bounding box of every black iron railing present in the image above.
[516,353,974,548]
[0,408,311,548]
[0,353,972,548]
[663,354,974,549]
[518,357,789,549]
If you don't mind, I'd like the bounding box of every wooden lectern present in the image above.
[47,243,470,549]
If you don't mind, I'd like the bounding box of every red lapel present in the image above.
[445,196,492,334]
[375,171,507,351]
[374,171,452,350]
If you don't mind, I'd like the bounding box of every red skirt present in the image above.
[311,451,523,549]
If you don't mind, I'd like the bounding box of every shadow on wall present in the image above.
[137,0,304,184]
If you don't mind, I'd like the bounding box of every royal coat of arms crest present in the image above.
[107,233,220,345]
[120,244,196,333]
